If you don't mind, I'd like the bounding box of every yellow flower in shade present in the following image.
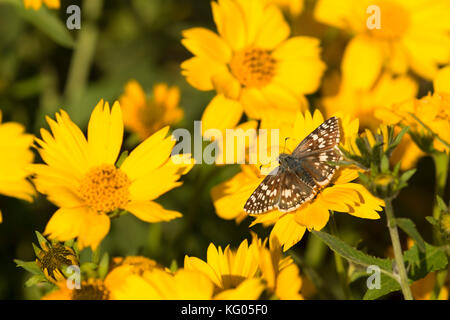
[24,0,60,10]
[375,65,450,153]
[0,110,35,223]
[42,265,152,300]
[264,0,304,17]
[411,271,449,300]
[184,239,265,299]
[181,0,325,130]
[322,72,418,130]
[119,80,183,141]
[251,234,303,299]
[212,110,384,251]
[32,100,194,250]
[314,0,450,90]
[110,256,162,276]
[321,72,423,170]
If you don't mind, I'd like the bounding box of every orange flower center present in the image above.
[229,48,277,88]
[369,2,410,39]
[79,164,131,213]
[72,279,110,300]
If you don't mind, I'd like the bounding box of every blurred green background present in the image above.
[0,0,445,299]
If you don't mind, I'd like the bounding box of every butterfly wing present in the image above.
[277,170,316,212]
[297,148,342,186]
[292,116,340,157]
[244,167,282,214]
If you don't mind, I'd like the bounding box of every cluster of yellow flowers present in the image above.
[5,0,449,300]
[42,234,304,300]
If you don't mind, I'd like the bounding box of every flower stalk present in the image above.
[384,199,413,300]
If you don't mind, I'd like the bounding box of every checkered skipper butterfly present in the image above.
[244,116,342,214]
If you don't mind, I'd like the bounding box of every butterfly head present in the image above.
[278,153,290,165]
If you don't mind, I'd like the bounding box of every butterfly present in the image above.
[244,116,342,214]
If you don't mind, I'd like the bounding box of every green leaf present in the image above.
[399,169,416,184]
[14,259,43,275]
[116,151,129,168]
[436,196,448,213]
[363,273,400,300]
[97,253,109,280]
[395,218,426,252]
[2,0,75,48]
[25,274,47,287]
[425,216,439,227]
[312,231,394,274]
[403,242,448,281]
[364,242,448,300]
[35,230,49,249]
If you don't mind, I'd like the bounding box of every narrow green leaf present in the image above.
[35,230,49,249]
[14,259,43,275]
[395,218,426,252]
[436,196,448,213]
[399,169,416,184]
[2,0,75,48]
[312,231,394,275]
[425,216,439,226]
[25,274,47,287]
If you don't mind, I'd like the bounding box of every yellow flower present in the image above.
[411,272,449,300]
[119,80,183,141]
[0,110,35,223]
[42,265,150,300]
[24,0,60,10]
[251,234,304,299]
[212,110,384,251]
[141,268,216,300]
[181,0,325,130]
[375,65,450,153]
[184,239,265,299]
[322,72,418,130]
[315,0,450,90]
[110,256,161,276]
[32,100,194,250]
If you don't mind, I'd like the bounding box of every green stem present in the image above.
[64,0,103,104]
[384,199,413,300]
[329,212,352,299]
[430,151,449,299]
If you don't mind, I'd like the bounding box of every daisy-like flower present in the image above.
[32,100,194,250]
[212,110,384,251]
[375,65,450,153]
[321,71,422,169]
[251,234,304,299]
[24,0,60,10]
[181,0,325,131]
[42,265,152,300]
[314,0,450,90]
[184,238,265,299]
[119,80,184,141]
[0,110,35,223]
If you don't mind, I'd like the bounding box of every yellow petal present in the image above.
[201,94,243,137]
[125,201,182,223]
[77,210,110,251]
[181,57,229,91]
[434,66,450,94]
[276,263,303,300]
[87,100,124,166]
[173,270,215,300]
[182,27,232,64]
[342,35,384,90]
[270,214,306,252]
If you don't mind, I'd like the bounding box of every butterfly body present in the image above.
[244,116,342,215]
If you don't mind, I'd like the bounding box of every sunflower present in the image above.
[0,110,35,223]
[32,100,194,250]
[315,0,450,90]
[119,80,183,141]
[321,71,423,169]
[375,65,450,153]
[184,238,265,299]
[42,265,153,300]
[24,0,60,10]
[212,110,384,251]
[251,234,304,299]
[181,0,325,131]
